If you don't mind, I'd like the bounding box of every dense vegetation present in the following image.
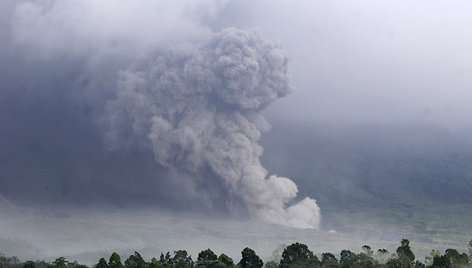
[1,239,471,268]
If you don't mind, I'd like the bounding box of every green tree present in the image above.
[24,261,36,268]
[442,249,468,268]
[53,257,68,268]
[195,249,219,268]
[396,239,415,268]
[321,253,339,268]
[96,258,109,268]
[198,250,217,262]
[217,254,234,267]
[125,252,147,268]
[280,243,319,268]
[444,249,458,268]
[358,245,375,268]
[172,250,193,268]
[109,253,124,268]
[67,260,88,268]
[459,253,469,268]
[340,250,359,268]
[239,248,263,268]
[156,253,172,268]
[149,258,159,268]
[432,255,450,268]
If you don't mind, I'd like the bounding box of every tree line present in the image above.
[1,239,472,268]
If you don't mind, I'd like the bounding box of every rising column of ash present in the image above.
[104,28,321,229]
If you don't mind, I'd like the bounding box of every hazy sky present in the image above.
[1,0,472,264]
[265,1,472,128]
[209,1,472,128]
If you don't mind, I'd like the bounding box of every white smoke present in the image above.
[104,28,321,229]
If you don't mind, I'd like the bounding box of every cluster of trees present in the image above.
[265,240,471,268]
[96,248,252,268]
[1,239,472,268]
[0,255,86,268]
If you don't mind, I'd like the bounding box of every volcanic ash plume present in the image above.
[104,28,320,229]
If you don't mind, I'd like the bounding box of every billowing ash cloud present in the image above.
[3,0,320,229]
[103,28,320,229]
